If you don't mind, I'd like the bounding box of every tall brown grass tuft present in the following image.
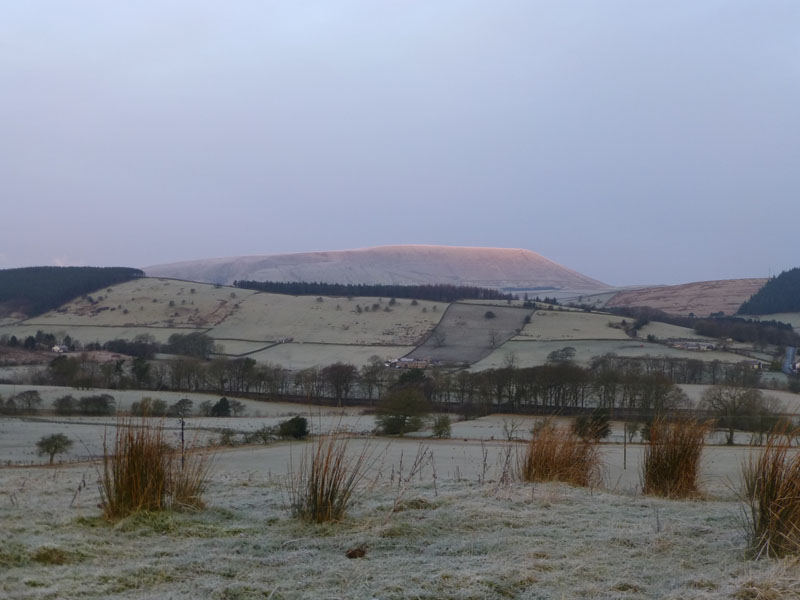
[288,432,374,523]
[99,418,212,519]
[742,427,800,558]
[518,420,602,487]
[641,418,708,498]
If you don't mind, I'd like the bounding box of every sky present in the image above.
[2,1,798,287]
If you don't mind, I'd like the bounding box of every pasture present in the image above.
[472,339,754,370]
[247,343,414,369]
[206,293,442,346]
[2,424,797,599]
[513,310,630,341]
[636,321,715,341]
[407,303,532,364]
[22,278,255,328]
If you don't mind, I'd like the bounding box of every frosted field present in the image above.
[23,279,256,328]
[2,435,797,599]
[0,324,204,345]
[636,321,715,341]
[0,413,374,465]
[473,339,752,370]
[408,303,532,364]
[247,342,414,369]
[0,385,290,414]
[207,293,443,346]
[513,310,630,341]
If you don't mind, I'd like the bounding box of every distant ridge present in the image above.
[145,245,607,290]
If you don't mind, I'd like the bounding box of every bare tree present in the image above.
[702,379,765,445]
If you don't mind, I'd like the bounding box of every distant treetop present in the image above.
[738,268,800,315]
[0,266,143,318]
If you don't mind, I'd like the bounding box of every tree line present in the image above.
[739,267,800,315]
[0,266,143,317]
[233,280,515,302]
[33,349,779,418]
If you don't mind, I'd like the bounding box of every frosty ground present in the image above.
[2,433,799,600]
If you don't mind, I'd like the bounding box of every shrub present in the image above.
[431,415,452,438]
[99,418,211,519]
[211,397,231,417]
[518,421,602,487]
[130,397,168,417]
[245,425,277,445]
[278,416,309,440]
[375,388,430,435]
[741,427,800,558]
[640,419,708,498]
[53,395,76,416]
[484,310,496,319]
[288,432,374,523]
[572,409,611,441]
[218,429,239,446]
[78,394,115,416]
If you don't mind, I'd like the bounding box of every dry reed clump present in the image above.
[99,418,212,520]
[288,432,375,523]
[640,419,708,498]
[518,420,602,487]
[741,428,800,558]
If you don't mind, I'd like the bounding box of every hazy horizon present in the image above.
[3,2,798,286]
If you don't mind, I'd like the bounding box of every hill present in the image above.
[145,245,608,290]
[0,277,766,372]
[0,266,143,320]
[738,267,800,315]
[605,278,767,316]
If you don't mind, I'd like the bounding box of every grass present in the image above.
[641,418,708,498]
[741,427,800,558]
[288,432,375,523]
[99,418,212,519]
[518,420,602,487]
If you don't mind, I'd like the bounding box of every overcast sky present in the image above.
[2,1,798,286]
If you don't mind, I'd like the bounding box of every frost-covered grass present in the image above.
[20,278,255,328]
[247,342,414,369]
[207,293,443,345]
[514,310,630,341]
[473,340,750,370]
[0,438,793,600]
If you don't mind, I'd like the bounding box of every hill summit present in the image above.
[145,245,607,290]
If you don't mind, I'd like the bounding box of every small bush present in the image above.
[640,419,708,498]
[519,421,602,487]
[218,429,239,446]
[99,418,211,519]
[572,409,611,441]
[375,388,429,435]
[741,427,800,558]
[288,432,374,523]
[431,415,451,438]
[279,416,309,440]
[31,547,71,565]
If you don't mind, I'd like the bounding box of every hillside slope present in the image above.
[145,245,608,290]
[606,278,767,316]
[0,266,143,320]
